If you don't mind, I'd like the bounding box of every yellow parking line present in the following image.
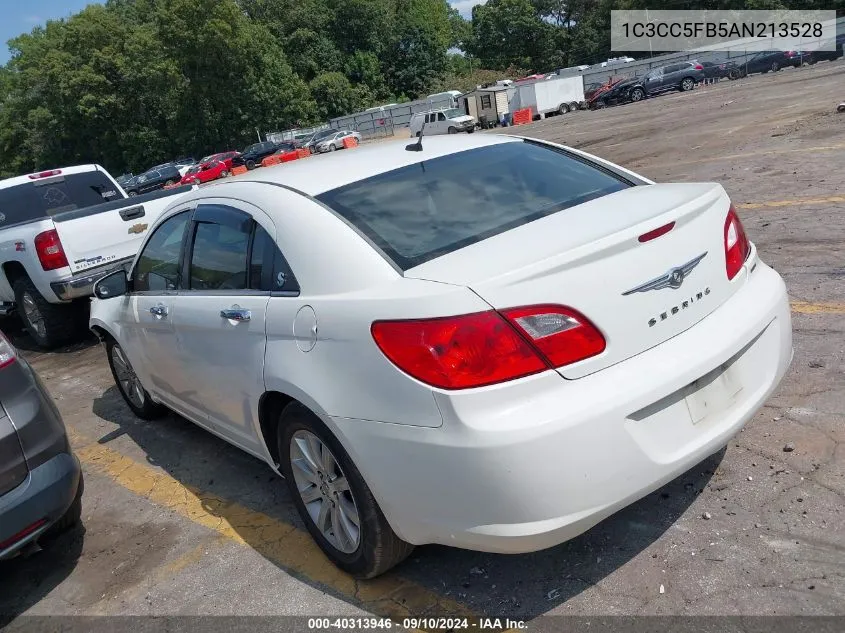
[68,428,473,623]
[738,195,845,210]
[790,301,845,314]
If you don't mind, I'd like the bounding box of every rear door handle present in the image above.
[220,307,251,322]
[120,205,145,221]
[149,304,168,318]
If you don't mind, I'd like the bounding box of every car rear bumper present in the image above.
[0,452,81,559]
[50,258,133,301]
[335,258,792,552]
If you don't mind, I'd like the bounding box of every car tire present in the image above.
[278,402,414,579]
[679,78,695,92]
[447,126,457,134]
[558,103,570,114]
[13,277,79,349]
[629,87,645,102]
[46,472,83,537]
[165,179,175,186]
[106,338,167,420]
[771,62,780,72]
[246,159,256,170]
[568,101,579,112]
[838,104,845,113]
[128,191,137,197]
[220,170,229,178]
[329,144,336,152]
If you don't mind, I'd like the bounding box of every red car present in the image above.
[202,150,240,170]
[179,160,229,185]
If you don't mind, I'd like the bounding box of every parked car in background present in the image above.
[636,62,705,98]
[409,109,475,136]
[700,60,737,80]
[315,131,362,153]
[231,141,280,170]
[179,160,229,185]
[590,76,642,107]
[269,142,301,162]
[586,77,628,108]
[302,129,339,154]
[0,330,83,559]
[116,173,134,188]
[89,133,792,580]
[125,164,183,196]
[198,151,240,171]
[174,157,196,177]
[734,50,803,76]
[0,164,195,347]
[801,36,845,64]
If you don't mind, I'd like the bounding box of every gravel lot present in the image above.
[2,60,844,625]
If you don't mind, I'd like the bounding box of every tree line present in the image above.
[0,0,840,177]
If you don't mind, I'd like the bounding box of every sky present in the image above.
[0,0,487,65]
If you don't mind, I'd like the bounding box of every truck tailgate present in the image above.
[52,186,194,274]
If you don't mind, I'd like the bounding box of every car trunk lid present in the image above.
[405,182,741,378]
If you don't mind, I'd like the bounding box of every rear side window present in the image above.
[190,222,251,290]
[317,141,631,270]
[0,171,122,226]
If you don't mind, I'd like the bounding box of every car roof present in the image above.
[226,133,519,196]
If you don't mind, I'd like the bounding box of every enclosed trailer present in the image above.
[510,75,586,118]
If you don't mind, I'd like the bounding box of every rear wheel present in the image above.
[568,101,579,112]
[106,338,167,420]
[246,159,256,170]
[329,144,337,152]
[680,77,695,92]
[629,87,645,102]
[771,61,780,72]
[13,277,78,349]
[278,402,413,579]
[165,179,176,186]
[558,103,570,114]
[220,170,229,178]
[447,126,457,134]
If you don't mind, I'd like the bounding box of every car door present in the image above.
[658,64,680,90]
[121,209,193,406]
[643,69,662,93]
[169,202,275,452]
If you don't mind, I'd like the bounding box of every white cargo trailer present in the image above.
[510,75,586,119]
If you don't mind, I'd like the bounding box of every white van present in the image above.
[409,109,476,137]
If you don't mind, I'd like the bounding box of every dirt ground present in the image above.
[2,60,844,626]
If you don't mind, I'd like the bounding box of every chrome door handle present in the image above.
[220,308,251,322]
[149,304,168,318]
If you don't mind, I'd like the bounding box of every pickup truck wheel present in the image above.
[246,159,256,170]
[106,339,167,420]
[279,402,414,579]
[447,126,458,134]
[771,61,780,72]
[13,278,78,349]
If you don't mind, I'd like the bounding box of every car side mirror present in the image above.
[94,270,129,299]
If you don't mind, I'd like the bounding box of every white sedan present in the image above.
[89,134,793,578]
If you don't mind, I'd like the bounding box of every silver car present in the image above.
[0,330,83,558]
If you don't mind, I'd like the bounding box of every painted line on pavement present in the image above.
[738,195,845,210]
[790,301,845,315]
[67,427,474,625]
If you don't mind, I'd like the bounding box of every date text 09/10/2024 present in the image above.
[307,618,528,630]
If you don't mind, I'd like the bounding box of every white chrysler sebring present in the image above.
[89,134,792,578]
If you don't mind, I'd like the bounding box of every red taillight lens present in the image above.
[694,64,704,70]
[724,206,750,280]
[371,311,546,389]
[501,305,606,368]
[34,229,69,271]
[371,305,606,390]
[27,169,62,180]
[638,221,675,243]
[0,331,17,369]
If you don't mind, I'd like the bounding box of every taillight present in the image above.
[0,331,17,369]
[34,229,69,271]
[371,305,605,390]
[724,206,750,280]
[694,64,704,70]
[27,169,62,180]
[371,311,546,389]
[501,305,606,368]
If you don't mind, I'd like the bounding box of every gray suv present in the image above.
[635,61,705,98]
[0,330,83,558]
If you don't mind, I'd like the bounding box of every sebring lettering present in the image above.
[648,287,710,327]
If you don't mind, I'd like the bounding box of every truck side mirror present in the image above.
[94,270,129,299]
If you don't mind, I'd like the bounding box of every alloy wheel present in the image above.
[21,292,46,339]
[111,344,146,409]
[290,430,361,554]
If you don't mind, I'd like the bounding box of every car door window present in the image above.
[134,211,190,292]
[188,206,252,291]
[438,112,446,121]
[249,224,300,294]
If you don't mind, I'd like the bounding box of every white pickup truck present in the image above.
[0,164,194,348]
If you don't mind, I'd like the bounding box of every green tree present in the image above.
[468,0,556,71]
[309,72,366,120]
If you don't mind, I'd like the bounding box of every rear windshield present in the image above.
[0,171,122,227]
[317,140,631,269]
